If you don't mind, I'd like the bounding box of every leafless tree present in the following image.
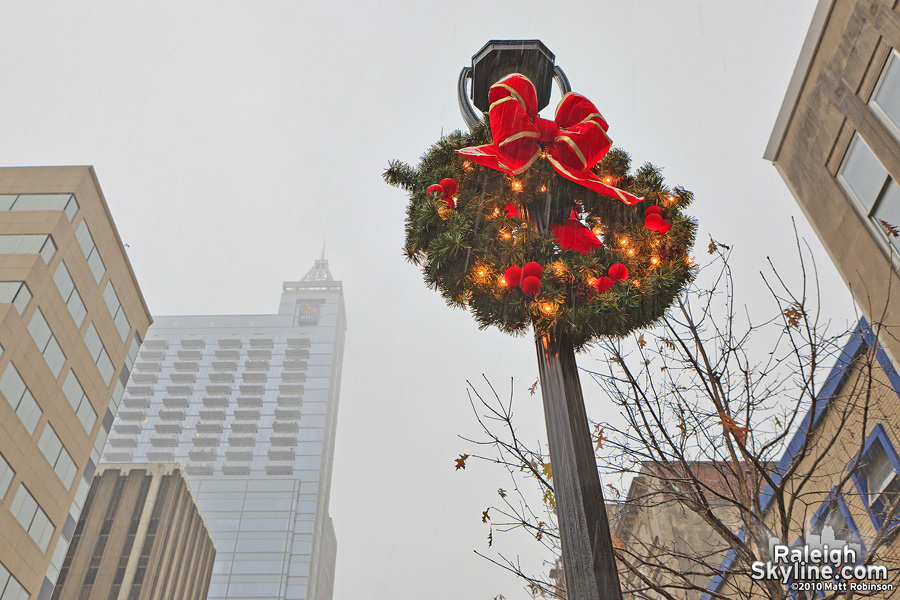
[462,233,900,599]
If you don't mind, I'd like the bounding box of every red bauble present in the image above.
[427,184,445,198]
[594,276,614,294]
[444,196,455,210]
[645,205,662,216]
[658,221,671,234]
[504,266,523,288]
[645,213,664,231]
[608,263,629,281]
[440,178,458,197]
[522,262,543,280]
[521,276,542,296]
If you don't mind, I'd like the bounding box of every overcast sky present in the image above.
[0,1,861,598]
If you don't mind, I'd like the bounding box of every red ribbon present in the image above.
[457,74,643,206]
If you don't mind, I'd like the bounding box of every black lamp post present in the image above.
[458,41,624,600]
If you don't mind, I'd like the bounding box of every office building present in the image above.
[764,0,900,364]
[0,167,152,600]
[101,257,345,600]
[50,463,215,600]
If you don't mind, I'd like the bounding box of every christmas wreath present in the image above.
[385,74,697,350]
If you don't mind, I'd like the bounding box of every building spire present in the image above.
[321,239,326,261]
[301,255,334,282]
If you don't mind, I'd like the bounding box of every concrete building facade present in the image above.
[765,0,900,365]
[0,167,152,600]
[50,463,215,600]
[101,258,345,600]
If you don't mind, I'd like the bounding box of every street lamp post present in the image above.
[458,40,624,600]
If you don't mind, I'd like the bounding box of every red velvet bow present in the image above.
[457,74,643,206]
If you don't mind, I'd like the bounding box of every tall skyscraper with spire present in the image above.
[101,258,345,600]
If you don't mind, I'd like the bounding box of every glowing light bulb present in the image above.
[593,228,602,235]
[605,177,612,183]
[628,249,634,256]
[501,278,507,285]
[687,257,694,264]
[543,304,553,312]
[540,185,547,192]
[513,181,522,190]
[651,257,659,265]
[478,269,485,276]
[620,238,629,246]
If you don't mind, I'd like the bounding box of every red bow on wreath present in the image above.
[457,74,643,206]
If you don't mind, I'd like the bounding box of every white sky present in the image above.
[0,1,861,598]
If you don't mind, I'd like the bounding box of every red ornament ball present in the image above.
[504,266,523,288]
[645,205,663,216]
[645,213,664,231]
[608,263,629,281]
[594,276,614,294]
[444,196,455,210]
[426,184,445,198]
[440,178,458,197]
[658,221,671,234]
[521,276,542,296]
[522,261,543,280]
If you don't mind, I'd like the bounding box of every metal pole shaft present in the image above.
[535,329,623,600]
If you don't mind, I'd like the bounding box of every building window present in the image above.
[38,426,77,489]
[0,453,13,501]
[0,193,78,221]
[0,363,42,435]
[102,282,130,343]
[872,50,900,141]
[28,309,66,378]
[84,323,114,386]
[9,485,54,552]
[0,234,55,265]
[75,221,105,284]
[853,425,900,529]
[62,371,97,433]
[53,262,87,327]
[0,282,31,316]
[0,562,28,600]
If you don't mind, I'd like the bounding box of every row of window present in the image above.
[838,50,900,252]
[0,193,78,221]
[0,283,30,316]
[0,234,55,265]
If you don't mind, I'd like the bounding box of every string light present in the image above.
[620,238,629,246]
[464,161,472,170]
[605,177,612,183]
[539,185,547,192]
[513,181,522,191]
[593,228,602,236]
[687,257,694,264]
[628,249,634,256]
[500,277,507,285]
[651,257,659,265]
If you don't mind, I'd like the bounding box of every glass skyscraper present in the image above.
[100,258,345,600]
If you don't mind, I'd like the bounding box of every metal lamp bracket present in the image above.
[457,65,572,130]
